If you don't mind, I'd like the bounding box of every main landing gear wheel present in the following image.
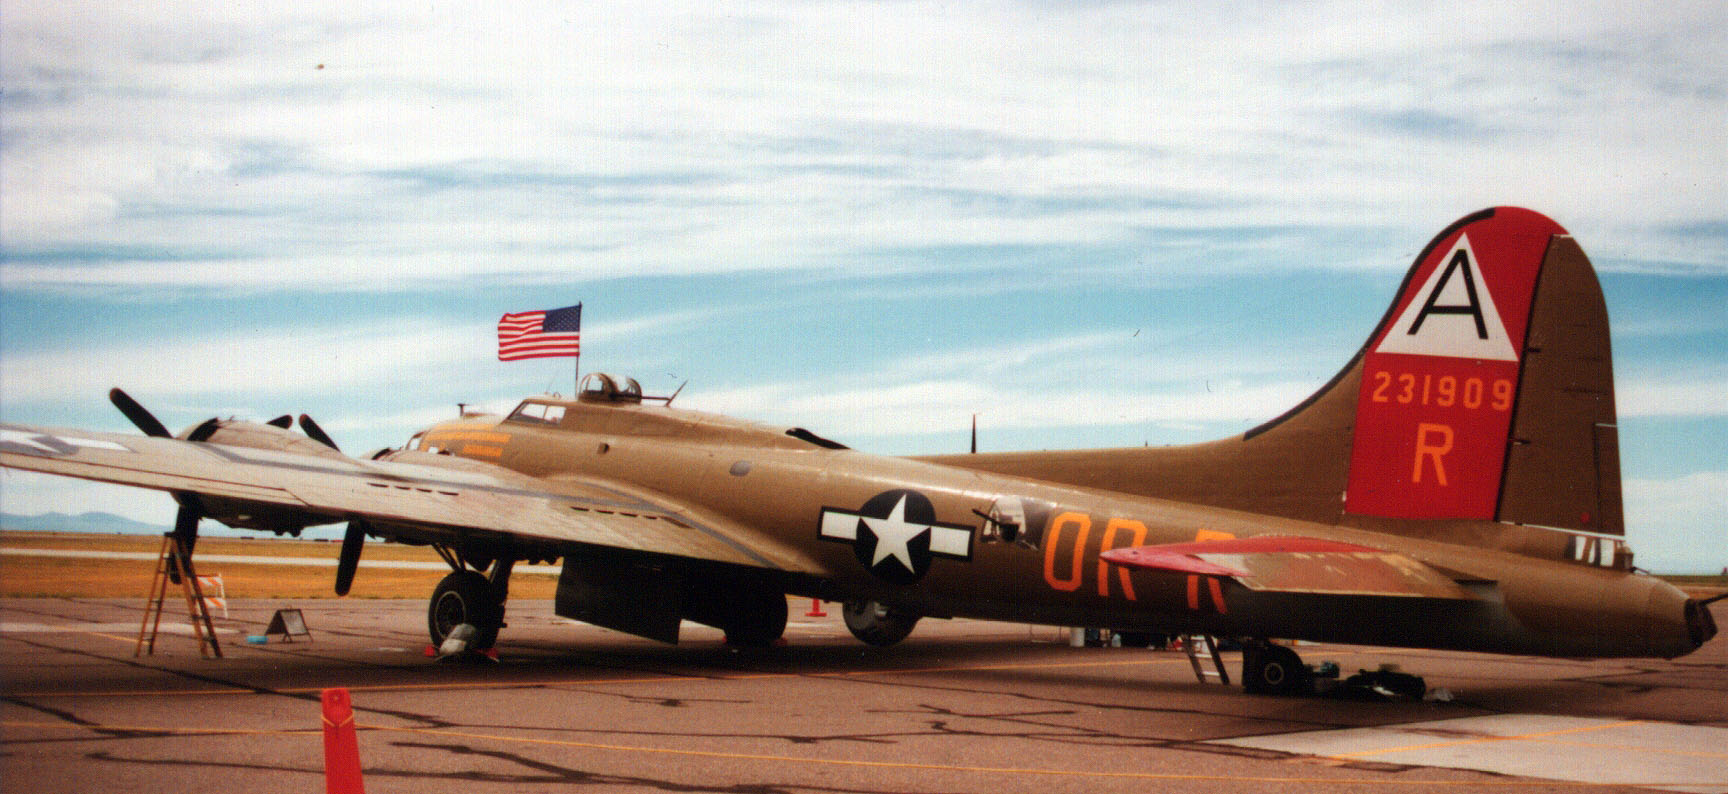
[721,588,789,648]
[428,570,504,650]
[842,600,919,647]
[1242,640,1310,695]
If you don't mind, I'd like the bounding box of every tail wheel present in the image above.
[842,600,919,647]
[1243,641,1309,695]
[429,570,503,650]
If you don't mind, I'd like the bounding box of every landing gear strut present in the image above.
[1241,639,1311,695]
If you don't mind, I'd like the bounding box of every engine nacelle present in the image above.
[185,419,350,460]
[179,420,348,533]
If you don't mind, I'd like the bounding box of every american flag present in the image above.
[497,304,582,361]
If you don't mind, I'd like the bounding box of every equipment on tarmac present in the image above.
[136,532,222,658]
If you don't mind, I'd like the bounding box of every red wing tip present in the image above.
[1100,535,1385,578]
[1099,546,1248,577]
[1152,536,1379,555]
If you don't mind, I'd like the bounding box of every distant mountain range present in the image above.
[0,511,344,539]
[1,511,166,535]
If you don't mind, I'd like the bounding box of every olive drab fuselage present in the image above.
[411,384,1699,659]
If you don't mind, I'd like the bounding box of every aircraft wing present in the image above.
[0,423,825,575]
[1100,536,1477,600]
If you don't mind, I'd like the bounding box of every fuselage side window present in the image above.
[1564,534,1633,570]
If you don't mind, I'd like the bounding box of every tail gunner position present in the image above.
[2,207,1716,693]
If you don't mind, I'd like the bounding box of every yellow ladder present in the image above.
[136,533,223,658]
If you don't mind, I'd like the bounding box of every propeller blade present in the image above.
[108,388,171,438]
[186,418,222,442]
[267,415,293,428]
[298,414,340,451]
[334,520,367,596]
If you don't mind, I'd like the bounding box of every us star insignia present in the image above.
[0,427,130,457]
[819,489,973,584]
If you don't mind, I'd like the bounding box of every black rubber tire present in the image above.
[721,588,789,648]
[1243,642,1309,695]
[428,570,504,650]
[842,600,920,647]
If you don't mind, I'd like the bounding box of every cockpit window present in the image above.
[506,401,565,425]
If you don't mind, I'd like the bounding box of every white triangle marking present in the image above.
[1376,234,1518,361]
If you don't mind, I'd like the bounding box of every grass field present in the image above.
[0,531,558,600]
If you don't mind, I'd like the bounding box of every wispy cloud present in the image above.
[687,377,1311,445]
[682,325,1329,445]
[1624,470,1728,573]
[0,2,1723,574]
[0,320,485,404]
[1619,371,1728,417]
[4,2,1724,295]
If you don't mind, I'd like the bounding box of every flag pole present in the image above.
[572,302,582,396]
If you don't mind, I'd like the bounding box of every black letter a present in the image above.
[1408,248,1488,339]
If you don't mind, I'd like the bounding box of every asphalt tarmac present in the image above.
[2,597,1724,793]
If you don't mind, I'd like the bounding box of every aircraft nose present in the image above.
[1684,597,1719,651]
[1647,579,1719,658]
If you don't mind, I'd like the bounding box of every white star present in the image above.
[860,495,931,573]
[0,428,130,455]
[1,429,64,455]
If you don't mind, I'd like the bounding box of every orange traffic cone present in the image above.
[322,688,365,794]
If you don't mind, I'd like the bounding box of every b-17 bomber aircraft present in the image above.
[2,207,1718,694]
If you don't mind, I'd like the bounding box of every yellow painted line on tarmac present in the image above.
[0,622,145,646]
[10,717,1716,789]
[78,629,140,646]
[0,619,219,648]
[1324,719,1646,758]
[0,718,1684,788]
[1,720,317,737]
[357,724,1704,788]
[1325,719,1728,762]
[1530,739,1728,760]
[3,655,1193,700]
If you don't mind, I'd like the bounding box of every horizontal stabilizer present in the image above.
[1100,536,1478,599]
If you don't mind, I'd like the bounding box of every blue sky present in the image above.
[1,2,1724,572]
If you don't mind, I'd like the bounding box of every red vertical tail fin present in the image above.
[927,207,1622,539]
[1344,207,1621,534]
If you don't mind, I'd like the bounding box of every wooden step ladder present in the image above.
[136,532,223,658]
[1182,635,1228,685]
